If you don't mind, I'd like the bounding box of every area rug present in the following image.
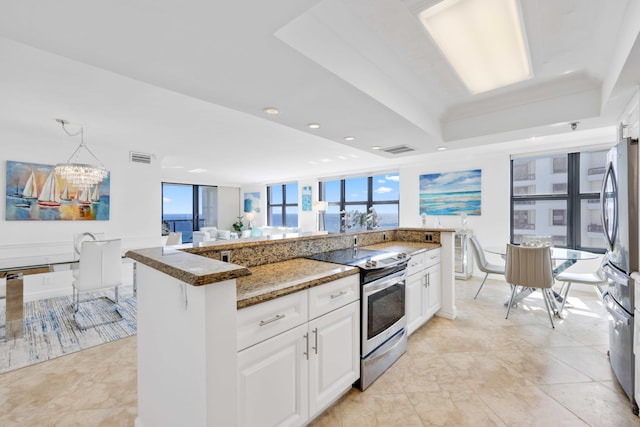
[0,286,136,374]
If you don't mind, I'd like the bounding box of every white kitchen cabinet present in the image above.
[238,275,360,427]
[406,263,427,335]
[425,262,442,318]
[238,324,309,427]
[308,300,359,417]
[406,249,441,335]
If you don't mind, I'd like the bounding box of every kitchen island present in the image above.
[126,228,455,427]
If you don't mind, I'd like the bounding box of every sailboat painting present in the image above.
[5,160,110,221]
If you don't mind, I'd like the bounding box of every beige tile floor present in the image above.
[1,277,639,426]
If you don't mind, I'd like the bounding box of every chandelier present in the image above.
[54,119,108,188]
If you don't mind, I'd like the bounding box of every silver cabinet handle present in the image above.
[312,328,318,354]
[259,313,285,326]
[330,290,348,299]
[303,332,309,360]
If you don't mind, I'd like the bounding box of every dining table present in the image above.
[485,245,600,317]
[0,253,134,342]
[0,254,80,341]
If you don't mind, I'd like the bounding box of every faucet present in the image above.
[353,235,358,249]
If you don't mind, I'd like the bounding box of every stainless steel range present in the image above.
[308,247,409,390]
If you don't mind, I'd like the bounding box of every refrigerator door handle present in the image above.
[603,292,630,326]
[602,262,630,286]
[600,161,618,251]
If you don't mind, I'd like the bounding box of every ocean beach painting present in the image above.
[419,169,481,216]
[5,160,110,221]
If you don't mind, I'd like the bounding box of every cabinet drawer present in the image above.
[407,252,426,277]
[425,248,441,268]
[308,275,359,320]
[238,290,308,351]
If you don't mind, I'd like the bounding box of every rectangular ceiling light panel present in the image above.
[419,0,532,94]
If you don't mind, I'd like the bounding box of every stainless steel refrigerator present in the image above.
[601,134,639,415]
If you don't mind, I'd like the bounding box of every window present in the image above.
[162,183,217,243]
[319,173,400,233]
[510,150,607,251]
[552,183,567,193]
[552,157,568,173]
[513,160,535,181]
[552,209,567,226]
[267,183,298,227]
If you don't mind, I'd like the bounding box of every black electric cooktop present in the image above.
[307,248,389,266]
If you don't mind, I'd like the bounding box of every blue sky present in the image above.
[162,184,193,215]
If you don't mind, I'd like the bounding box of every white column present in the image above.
[436,231,457,319]
[135,264,238,427]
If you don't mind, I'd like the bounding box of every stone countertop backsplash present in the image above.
[126,228,448,307]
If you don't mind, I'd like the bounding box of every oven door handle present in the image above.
[364,271,406,295]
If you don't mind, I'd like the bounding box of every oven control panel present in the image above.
[362,252,408,269]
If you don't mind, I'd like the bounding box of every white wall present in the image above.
[1,126,161,299]
[1,131,161,250]
[218,186,241,231]
[619,88,640,139]
[399,150,511,269]
[240,184,266,229]
[398,129,619,277]
[297,178,319,233]
[239,180,320,233]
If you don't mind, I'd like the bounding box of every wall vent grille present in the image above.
[382,145,415,154]
[130,151,152,164]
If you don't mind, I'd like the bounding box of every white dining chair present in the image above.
[554,254,607,313]
[469,236,505,299]
[72,239,123,329]
[505,243,556,328]
[73,232,106,258]
[165,232,182,245]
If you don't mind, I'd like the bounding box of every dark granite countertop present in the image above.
[236,258,358,309]
[125,246,251,286]
[127,233,443,308]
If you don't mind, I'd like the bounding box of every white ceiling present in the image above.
[0,0,639,186]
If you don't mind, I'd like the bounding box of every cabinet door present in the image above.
[405,272,426,335]
[308,301,360,417]
[426,263,442,318]
[238,324,309,427]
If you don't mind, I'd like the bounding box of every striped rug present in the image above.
[0,286,136,374]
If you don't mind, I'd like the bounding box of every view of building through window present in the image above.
[511,150,607,251]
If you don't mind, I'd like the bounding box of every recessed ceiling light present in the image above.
[308,123,321,129]
[188,168,208,174]
[344,136,356,141]
[263,107,279,115]
[418,0,532,94]
[437,147,447,151]
[371,146,381,150]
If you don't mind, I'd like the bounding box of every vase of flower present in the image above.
[232,216,244,235]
